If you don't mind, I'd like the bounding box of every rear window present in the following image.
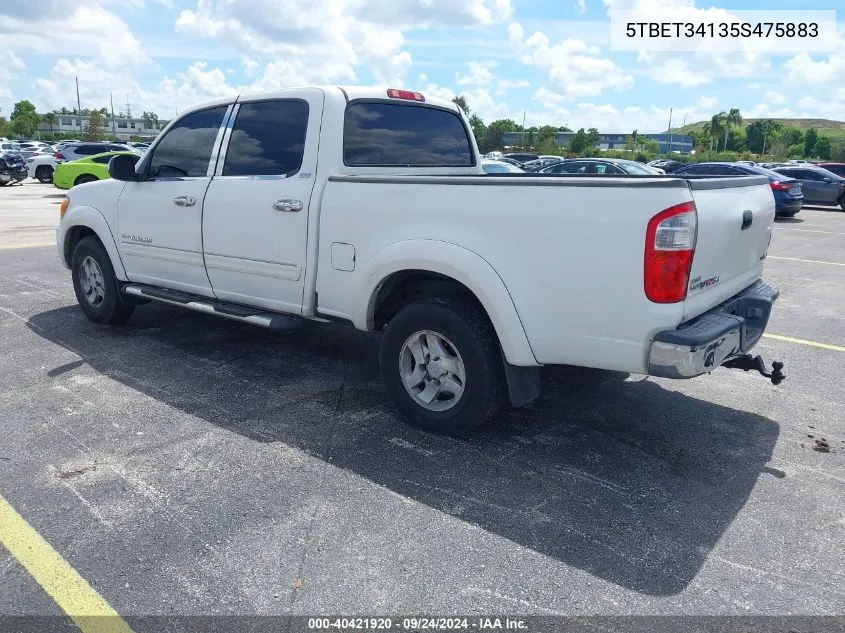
[343,101,473,167]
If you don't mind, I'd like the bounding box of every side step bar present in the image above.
[122,284,303,331]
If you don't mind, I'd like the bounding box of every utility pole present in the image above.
[680,113,687,154]
[110,93,116,136]
[666,107,673,155]
[522,109,527,150]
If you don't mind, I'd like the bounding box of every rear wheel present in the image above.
[839,195,845,212]
[71,237,134,324]
[379,297,505,435]
[74,174,98,186]
[35,165,53,183]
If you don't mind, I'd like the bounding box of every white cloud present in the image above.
[456,61,498,87]
[510,22,633,100]
[783,35,845,85]
[576,0,587,14]
[496,79,529,94]
[647,59,710,87]
[697,96,718,109]
[764,91,786,105]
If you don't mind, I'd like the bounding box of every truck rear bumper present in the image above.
[647,280,779,379]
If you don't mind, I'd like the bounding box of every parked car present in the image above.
[771,165,845,210]
[815,163,845,178]
[54,142,139,163]
[57,85,784,435]
[481,159,524,174]
[493,156,524,168]
[675,162,804,217]
[0,141,21,156]
[648,159,685,173]
[0,153,27,186]
[521,159,546,172]
[540,158,663,175]
[53,151,140,190]
[27,154,59,183]
[503,152,540,164]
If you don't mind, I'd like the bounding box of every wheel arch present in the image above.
[356,240,538,366]
[61,206,128,281]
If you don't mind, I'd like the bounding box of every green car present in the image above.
[53,152,140,190]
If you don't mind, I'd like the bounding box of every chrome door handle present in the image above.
[173,196,196,207]
[272,199,303,212]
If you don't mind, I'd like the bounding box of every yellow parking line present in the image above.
[767,255,845,267]
[763,333,845,353]
[0,494,135,633]
[0,242,56,251]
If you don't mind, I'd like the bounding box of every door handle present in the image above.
[273,199,303,212]
[173,196,196,207]
[741,209,753,230]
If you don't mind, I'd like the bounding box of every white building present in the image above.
[37,115,169,140]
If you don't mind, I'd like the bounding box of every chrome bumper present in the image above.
[648,280,779,379]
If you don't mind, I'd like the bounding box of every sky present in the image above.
[0,0,842,133]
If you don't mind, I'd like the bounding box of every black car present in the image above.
[0,152,27,186]
[647,159,685,173]
[503,152,540,164]
[675,162,805,217]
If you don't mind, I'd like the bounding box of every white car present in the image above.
[27,153,59,183]
[57,85,785,434]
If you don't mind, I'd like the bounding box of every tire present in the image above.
[839,196,845,212]
[379,297,505,435]
[74,174,98,186]
[35,165,53,183]
[71,236,134,324]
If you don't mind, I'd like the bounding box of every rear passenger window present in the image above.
[223,100,309,177]
[344,102,473,167]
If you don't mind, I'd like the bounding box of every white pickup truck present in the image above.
[57,86,785,434]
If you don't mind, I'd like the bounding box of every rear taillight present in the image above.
[54,152,65,161]
[770,181,792,191]
[644,201,697,304]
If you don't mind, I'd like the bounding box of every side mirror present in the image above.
[108,154,139,181]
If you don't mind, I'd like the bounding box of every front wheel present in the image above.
[71,237,134,324]
[379,297,505,435]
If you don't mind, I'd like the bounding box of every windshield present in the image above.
[617,160,659,175]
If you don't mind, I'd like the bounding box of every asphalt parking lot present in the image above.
[1,181,844,623]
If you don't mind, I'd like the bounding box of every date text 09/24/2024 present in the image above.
[307,617,528,630]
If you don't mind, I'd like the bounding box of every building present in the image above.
[502,131,695,154]
[36,114,169,140]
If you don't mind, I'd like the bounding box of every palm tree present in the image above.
[41,112,58,136]
[451,96,470,116]
[722,108,742,152]
[709,114,724,151]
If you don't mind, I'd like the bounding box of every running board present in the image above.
[122,284,303,331]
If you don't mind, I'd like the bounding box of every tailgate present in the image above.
[683,176,775,321]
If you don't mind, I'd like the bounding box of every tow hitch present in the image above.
[723,354,786,385]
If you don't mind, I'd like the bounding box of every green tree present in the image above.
[586,127,600,149]
[814,135,832,160]
[468,114,485,148]
[488,118,521,133]
[778,126,804,147]
[0,116,6,137]
[482,123,505,153]
[536,125,558,147]
[804,127,818,157]
[627,129,640,152]
[557,125,572,132]
[84,110,105,141]
[643,138,660,154]
[708,113,725,151]
[719,108,742,152]
[9,100,40,138]
[745,119,782,154]
[41,112,58,135]
[568,128,589,153]
[451,96,470,116]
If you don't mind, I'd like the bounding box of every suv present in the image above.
[54,142,134,163]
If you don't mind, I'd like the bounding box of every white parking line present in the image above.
[774,227,845,236]
[767,256,845,267]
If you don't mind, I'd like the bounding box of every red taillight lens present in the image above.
[644,201,697,304]
[54,152,65,160]
[770,181,791,191]
[386,88,425,102]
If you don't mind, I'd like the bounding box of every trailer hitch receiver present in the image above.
[723,354,786,385]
